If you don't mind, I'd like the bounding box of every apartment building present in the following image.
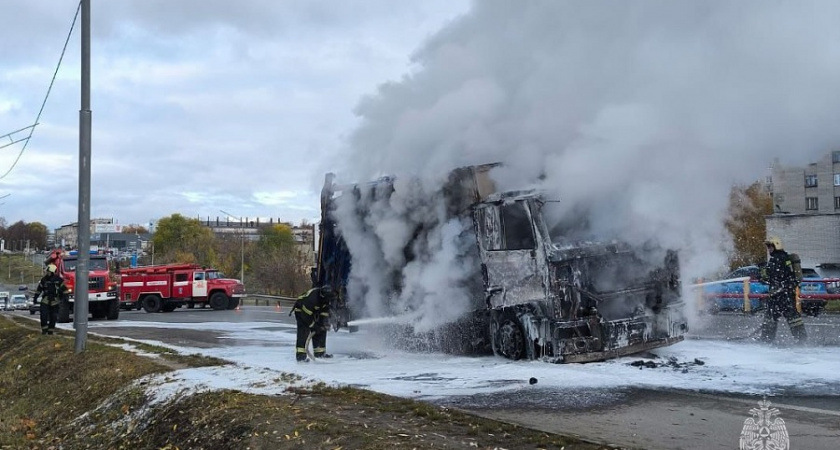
[768,153,840,276]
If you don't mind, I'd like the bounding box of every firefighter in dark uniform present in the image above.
[293,285,335,361]
[32,264,70,335]
[758,236,806,344]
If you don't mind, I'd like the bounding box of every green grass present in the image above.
[0,315,616,450]
[0,252,45,288]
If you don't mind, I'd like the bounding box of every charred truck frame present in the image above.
[315,163,687,363]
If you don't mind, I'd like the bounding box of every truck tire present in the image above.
[143,295,162,313]
[209,292,228,310]
[226,297,239,310]
[58,299,71,323]
[491,312,526,360]
[91,303,107,320]
[106,298,120,320]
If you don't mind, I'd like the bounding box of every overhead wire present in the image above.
[0,0,82,180]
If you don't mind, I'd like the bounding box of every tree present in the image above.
[2,220,46,251]
[27,222,48,250]
[249,224,309,295]
[152,214,217,266]
[260,224,295,249]
[122,225,149,234]
[725,182,773,269]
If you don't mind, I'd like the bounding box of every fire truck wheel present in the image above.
[58,300,71,323]
[209,292,229,310]
[143,295,162,313]
[91,304,107,320]
[226,297,239,310]
[106,299,120,320]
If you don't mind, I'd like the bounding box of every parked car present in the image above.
[703,265,830,316]
[10,294,28,311]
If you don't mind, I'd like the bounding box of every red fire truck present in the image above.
[119,264,246,312]
[45,249,120,322]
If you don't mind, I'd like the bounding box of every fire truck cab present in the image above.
[45,249,120,322]
[119,263,246,313]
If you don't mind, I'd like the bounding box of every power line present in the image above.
[0,1,81,180]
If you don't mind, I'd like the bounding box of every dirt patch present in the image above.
[0,315,625,450]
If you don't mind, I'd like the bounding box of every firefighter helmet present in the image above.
[765,236,783,251]
[47,264,57,274]
[320,284,334,297]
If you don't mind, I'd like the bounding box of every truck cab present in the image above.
[46,249,119,322]
[316,164,687,363]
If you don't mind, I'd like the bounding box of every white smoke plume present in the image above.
[333,1,840,329]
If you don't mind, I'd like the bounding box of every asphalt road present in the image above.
[4,304,839,449]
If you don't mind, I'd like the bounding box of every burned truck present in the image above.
[315,163,687,363]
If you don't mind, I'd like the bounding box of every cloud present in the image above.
[0,0,470,230]
[332,1,840,329]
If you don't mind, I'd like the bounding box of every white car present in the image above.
[10,294,28,311]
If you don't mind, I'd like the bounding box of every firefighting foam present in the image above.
[334,2,840,332]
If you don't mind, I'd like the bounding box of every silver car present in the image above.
[10,294,28,311]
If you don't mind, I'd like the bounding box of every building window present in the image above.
[835,197,840,209]
[835,174,840,186]
[805,174,818,187]
[806,197,819,210]
[834,151,840,163]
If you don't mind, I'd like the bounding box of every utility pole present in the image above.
[219,210,245,286]
[75,0,91,353]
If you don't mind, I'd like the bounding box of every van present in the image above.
[0,292,10,311]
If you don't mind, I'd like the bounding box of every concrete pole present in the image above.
[75,0,91,353]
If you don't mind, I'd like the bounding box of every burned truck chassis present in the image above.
[317,164,688,363]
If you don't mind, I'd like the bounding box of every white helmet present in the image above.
[765,236,783,251]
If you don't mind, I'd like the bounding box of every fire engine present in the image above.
[119,263,246,312]
[45,249,120,323]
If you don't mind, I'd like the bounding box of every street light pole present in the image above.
[75,0,92,353]
[219,210,245,285]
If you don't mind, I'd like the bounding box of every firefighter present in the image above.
[32,264,70,335]
[758,236,806,344]
[292,285,335,361]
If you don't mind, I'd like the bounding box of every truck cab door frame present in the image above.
[475,199,549,308]
[192,271,207,298]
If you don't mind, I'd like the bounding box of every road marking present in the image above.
[681,391,840,417]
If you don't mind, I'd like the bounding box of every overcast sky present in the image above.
[4,1,840,278]
[0,0,470,230]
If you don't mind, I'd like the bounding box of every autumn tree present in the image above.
[250,224,310,295]
[122,225,149,234]
[725,181,773,269]
[152,214,217,266]
[214,232,254,282]
[0,220,47,251]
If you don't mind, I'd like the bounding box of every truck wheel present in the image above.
[143,295,162,313]
[492,315,526,360]
[226,297,239,310]
[91,303,107,320]
[106,298,120,320]
[58,300,71,323]
[209,292,228,310]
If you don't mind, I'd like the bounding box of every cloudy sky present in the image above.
[0,0,470,230]
[4,1,840,280]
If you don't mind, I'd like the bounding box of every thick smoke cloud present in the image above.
[335,1,840,328]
